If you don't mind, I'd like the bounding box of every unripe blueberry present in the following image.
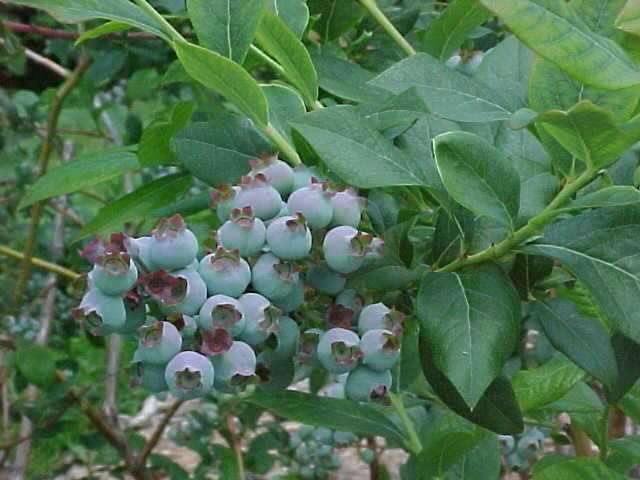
[256,351,295,391]
[217,207,266,257]
[266,213,312,260]
[292,165,325,191]
[358,303,404,336]
[140,270,188,307]
[345,366,392,402]
[238,293,280,346]
[73,288,126,335]
[167,313,198,340]
[333,431,357,446]
[125,236,157,271]
[233,174,282,220]
[250,155,294,196]
[360,329,400,371]
[90,251,138,296]
[164,351,215,399]
[335,289,364,318]
[112,292,147,335]
[330,188,366,228]
[161,268,207,316]
[252,253,300,300]
[445,53,462,69]
[305,263,345,295]
[322,226,373,274]
[317,328,361,374]
[313,427,333,444]
[211,340,256,389]
[297,328,323,366]
[506,451,528,472]
[133,362,167,393]
[149,215,199,271]
[265,316,299,360]
[198,294,246,337]
[462,51,484,74]
[199,247,251,297]
[517,428,545,461]
[287,182,334,229]
[135,321,182,364]
[272,279,305,313]
[210,184,239,222]
[498,435,516,454]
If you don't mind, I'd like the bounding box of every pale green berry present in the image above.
[165,351,214,399]
[238,293,280,346]
[91,253,138,296]
[317,328,361,374]
[287,182,334,229]
[266,213,312,260]
[345,366,391,402]
[322,226,373,274]
[252,253,300,301]
[211,341,256,389]
[135,321,182,365]
[360,329,400,371]
[149,215,199,271]
[330,188,366,228]
[198,247,251,298]
[161,268,207,316]
[74,288,126,335]
[305,263,345,295]
[233,174,282,220]
[358,303,404,336]
[250,155,294,196]
[218,207,266,257]
[198,294,246,337]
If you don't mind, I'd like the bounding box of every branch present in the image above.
[0,38,70,78]
[2,20,157,40]
[0,245,80,281]
[136,399,184,468]
[12,53,90,307]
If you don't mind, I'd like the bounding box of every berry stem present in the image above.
[0,245,81,281]
[389,392,422,455]
[263,123,302,166]
[358,0,416,57]
[131,0,185,43]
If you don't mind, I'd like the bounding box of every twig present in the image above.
[2,20,157,40]
[568,422,593,457]
[225,414,246,480]
[0,245,80,280]
[12,53,90,307]
[0,38,70,78]
[135,399,184,469]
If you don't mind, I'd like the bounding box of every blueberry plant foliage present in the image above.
[3,0,640,479]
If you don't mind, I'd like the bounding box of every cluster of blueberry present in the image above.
[73,155,403,402]
[499,428,546,472]
[287,425,355,479]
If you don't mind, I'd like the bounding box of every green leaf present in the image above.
[446,434,501,480]
[475,36,533,111]
[186,0,263,63]
[263,84,306,144]
[420,0,489,61]
[255,11,318,106]
[265,0,310,38]
[138,102,195,167]
[536,100,640,168]
[311,51,388,103]
[433,131,520,230]
[19,149,138,209]
[608,333,640,402]
[479,0,640,90]
[524,206,640,343]
[531,299,618,391]
[290,106,426,188]
[413,412,491,478]
[370,53,512,122]
[77,174,191,239]
[173,113,270,186]
[616,0,640,36]
[533,458,627,480]
[75,21,132,44]
[512,356,586,412]
[417,264,521,408]
[573,0,627,38]
[16,341,59,388]
[9,0,168,40]
[248,390,407,444]
[348,265,420,292]
[308,0,364,40]
[607,436,640,474]
[568,186,640,210]
[174,40,269,126]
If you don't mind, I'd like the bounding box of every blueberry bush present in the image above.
[3,0,640,479]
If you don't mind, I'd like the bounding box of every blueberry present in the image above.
[313,427,333,444]
[305,263,346,295]
[287,182,334,229]
[264,316,299,360]
[233,174,282,220]
[217,207,266,257]
[135,321,182,365]
[133,361,168,393]
[198,294,246,337]
[112,293,147,335]
[161,268,207,316]
[199,247,251,297]
[164,351,215,399]
[330,188,366,228]
[125,236,157,271]
[149,215,199,271]
[358,303,404,336]
[317,328,361,374]
[297,328,323,366]
[335,289,364,318]
[498,435,516,454]
[517,428,545,461]
[292,165,325,191]
[251,253,300,301]
[210,340,256,389]
[90,251,138,296]
[333,431,357,446]
[166,313,199,340]
[360,329,400,371]
[238,293,280,346]
[73,288,126,335]
[322,226,373,274]
[345,366,391,402]
[266,213,312,260]
[250,155,295,196]
[506,451,528,471]
[140,270,188,307]
[210,184,239,222]
[272,279,305,313]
